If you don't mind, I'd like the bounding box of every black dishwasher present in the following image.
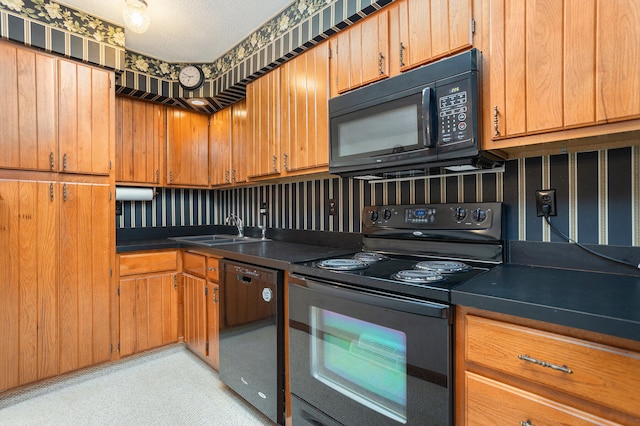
[218,259,284,425]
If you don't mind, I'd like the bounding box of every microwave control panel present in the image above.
[436,78,473,145]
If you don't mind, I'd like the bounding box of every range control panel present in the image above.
[362,202,503,240]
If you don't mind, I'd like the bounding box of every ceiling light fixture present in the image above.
[123,0,150,34]
[188,99,206,106]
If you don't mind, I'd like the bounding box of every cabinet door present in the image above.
[119,273,179,357]
[183,273,207,358]
[488,0,640,145]
[596,0,640,122]
[116,97,165,184]
[166,108,209,186]
[333,12,390,94]
[58,60,111,175]
[231,99,248,184]
[247,69,281,178]
[0,180,58,391]
[281,44,329,173]
[465,372,618,426]
[58,181,111,373]
[0,43,57,172]
[206,282,220,370]
[209,106,232,186]
[389,0,472,75]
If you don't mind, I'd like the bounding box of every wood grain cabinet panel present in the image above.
[116,97,166,185]
[0,180,58,391]
[209,105,233,186]
[58,181,111,373]
[1,179,113,389]
[183,273,208,359]
[332,11,389,95]
[0,42,57,172]
[166,108,209,187]
[485,0,640,150]
[280,43,329,175]
[247,68,281,179]
[119,273,179,357]
[58,59,111,175]
[209,99,249,187]
[465,372,618,426]
[456,307,640,425]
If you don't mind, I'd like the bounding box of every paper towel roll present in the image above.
[115,187,155,201]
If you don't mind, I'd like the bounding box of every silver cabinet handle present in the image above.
[520,421,532,426]
[493,106,500,137]
[378,52,384,75]
[207,267,217,271]
[399,42,405,67]
[518,354,573,374]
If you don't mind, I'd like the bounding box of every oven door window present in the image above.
[310,307,407,423]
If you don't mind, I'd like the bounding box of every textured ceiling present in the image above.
[57,0,293,63]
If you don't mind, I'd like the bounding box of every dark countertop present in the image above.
[179,240,355,270]
[451,263,640,342]
[116,226,360,270]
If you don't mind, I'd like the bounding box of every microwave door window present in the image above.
[334,97,423,160]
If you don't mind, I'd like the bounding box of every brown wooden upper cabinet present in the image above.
[331,9,390,96]
[116,97,166,185]
[166,107,209,187]
[247,68,281,179]
[209,99,248,186]
[280,43,330,174]
[58,59,112,175]
[388,0,473,76]
[486,0,640,149]
[0,41,113,175]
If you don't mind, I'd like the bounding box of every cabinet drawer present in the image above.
[206,257,219,282]
[183,251,206,278]
[465,315,640,418]
[119,250,178,276]
[465,372,618,425]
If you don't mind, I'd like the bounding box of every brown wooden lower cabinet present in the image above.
[455,306,640,425]
[0,178,113,391]
[182,251,220,370]
[119,273,180,357]
[117,250,180,358]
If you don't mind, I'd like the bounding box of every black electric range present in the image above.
[291,202,505,303]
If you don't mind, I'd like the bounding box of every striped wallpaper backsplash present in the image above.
[118,146,640,247]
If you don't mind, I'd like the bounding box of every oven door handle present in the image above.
[289,274,448,319]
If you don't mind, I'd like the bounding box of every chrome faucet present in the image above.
[225,213,244,237]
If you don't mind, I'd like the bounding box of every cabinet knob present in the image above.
[519,421,532,426]
[207,267,217,271]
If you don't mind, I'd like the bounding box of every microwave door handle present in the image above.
[422,87,434,147]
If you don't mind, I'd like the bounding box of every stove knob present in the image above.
[453,207,467,221]
[369,210,379,222]
[472,208,487,223]
[383,209,392,220]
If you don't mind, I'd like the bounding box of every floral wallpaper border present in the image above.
[0,0,125,47]
[126,0,344,79]
[2,0,391,111]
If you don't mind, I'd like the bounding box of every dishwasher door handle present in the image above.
[237,274,254,284]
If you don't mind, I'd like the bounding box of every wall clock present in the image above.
[178,65,205,91]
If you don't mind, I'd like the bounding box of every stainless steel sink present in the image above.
[168,234,268,247]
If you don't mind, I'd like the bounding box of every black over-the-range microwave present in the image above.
[328,48,503,178]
